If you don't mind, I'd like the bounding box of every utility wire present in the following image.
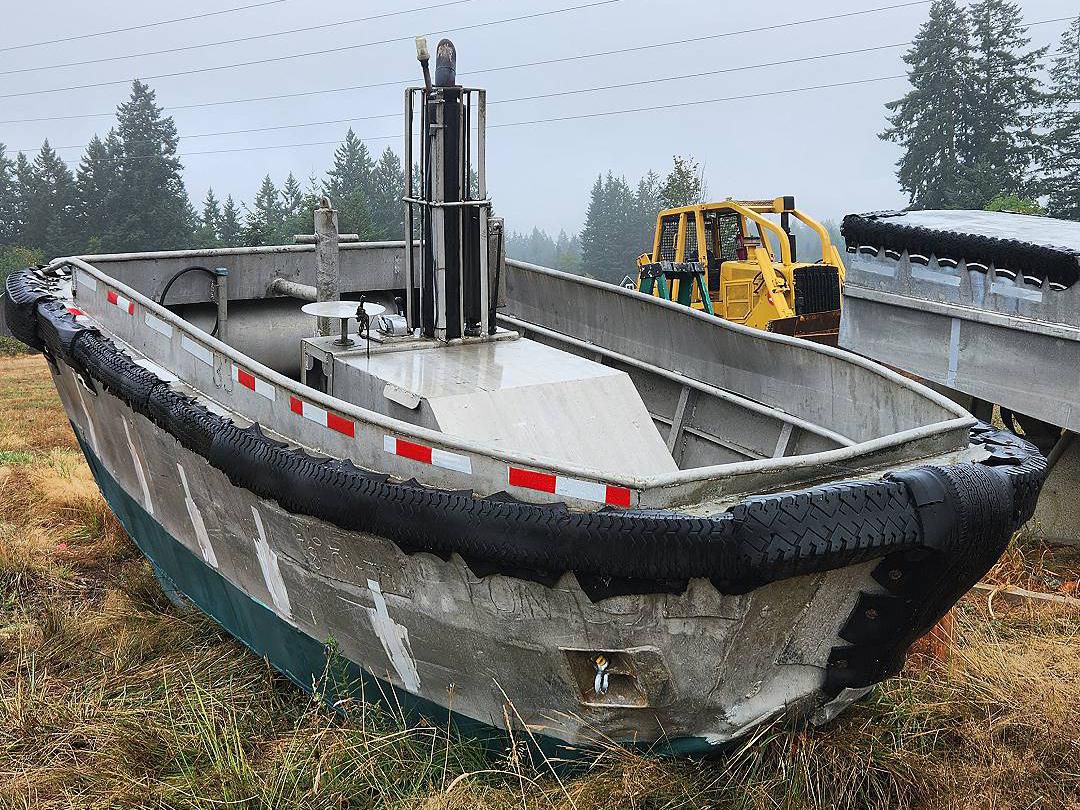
[0,0,937,124]
[0,0,478,78]
[55,73,912,166]
[0,0,290,54]
[0,0,623,100]
[37,41,915,151]
[27,10,1073,154]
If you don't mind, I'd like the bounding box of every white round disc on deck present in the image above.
[301,300,386,319]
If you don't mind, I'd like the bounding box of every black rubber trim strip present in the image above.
[841,211,1080,289]
[3,268,1049,689]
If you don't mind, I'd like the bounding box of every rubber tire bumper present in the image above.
[5,267,1050,692]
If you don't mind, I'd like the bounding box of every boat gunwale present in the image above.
[58,254,975,496]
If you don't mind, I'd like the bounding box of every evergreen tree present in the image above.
[280,174,302,219]
[74,132,121,252]
[966,0,1047,203]
[882,0,979,208]
[13,153,34,248]
[197,188,223,248]
[633,170,662,255]
[1044,16,1080,220]
[554,229,582,274]
[219,195,242,247]
[280,175,323,242]
[110,80,194,251]
[0,145,17,245]
[242,175,283,247]
[580,172,637,282]
[659,156,704,209]
[370,147,406,240]
[20,141,76,257]
[325,129,375,238]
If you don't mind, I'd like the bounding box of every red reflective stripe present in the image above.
[509,467,556,493]
[67,307,83,316]
[237,368,256,391]
[127,301,135,315]
[395,438,432,464]
[605,485,632,508]
[326,412,355,437]
[107,290,118,305]
[289,396,303,415]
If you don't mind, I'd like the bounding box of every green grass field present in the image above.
[1,355,1078,810]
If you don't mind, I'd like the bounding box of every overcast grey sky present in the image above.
[3,0,1076,235]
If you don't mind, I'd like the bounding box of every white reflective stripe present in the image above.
[554,477,607,503]
[383,435,397,454]
[431,447,472,474]
[77,270,97,291]
[300,400,328,425]
[144,311,173,338]
[181,335,213,366]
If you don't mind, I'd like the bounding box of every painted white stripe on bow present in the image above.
[366,579,421,692]
[122,418,154,515]
[178,463,217,568]
[251,506,292,618]
[181,335,213,366]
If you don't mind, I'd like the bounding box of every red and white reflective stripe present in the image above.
[289,396,355,437]
[67,307,84,316]
[508,467,632,508]
[106,289,134,315]
[232,365,276,401]
[383,435,472,474]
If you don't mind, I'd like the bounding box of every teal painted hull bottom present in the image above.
[74,429,714,759]
[75,430,511,754]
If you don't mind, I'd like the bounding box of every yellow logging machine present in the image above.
[636,197,846,344]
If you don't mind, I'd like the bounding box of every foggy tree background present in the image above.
[0,3,1077,285]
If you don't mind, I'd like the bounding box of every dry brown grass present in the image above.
[1,355,1078,810]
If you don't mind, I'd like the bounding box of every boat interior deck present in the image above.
[71,243,971,480]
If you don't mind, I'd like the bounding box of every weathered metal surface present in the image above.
[17,246,1009,751]
[839,211,1080,543]
[52,360,882,749]
[328,336,679,477]
[841,251,1080,432]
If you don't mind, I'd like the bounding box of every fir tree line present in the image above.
[884,2,1079,216]
[0,81,408,269]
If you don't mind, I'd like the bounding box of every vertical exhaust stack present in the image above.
[404,38,504,342]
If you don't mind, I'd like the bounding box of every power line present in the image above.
[55,73,912,166]
[27,8,1074,155]
[0,0,290,54]
[0,0,478,78]
[0,0,936,124]
[0,0,624,100]
[35,41,914,152]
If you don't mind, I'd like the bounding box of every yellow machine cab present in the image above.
[635,196,846,344]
